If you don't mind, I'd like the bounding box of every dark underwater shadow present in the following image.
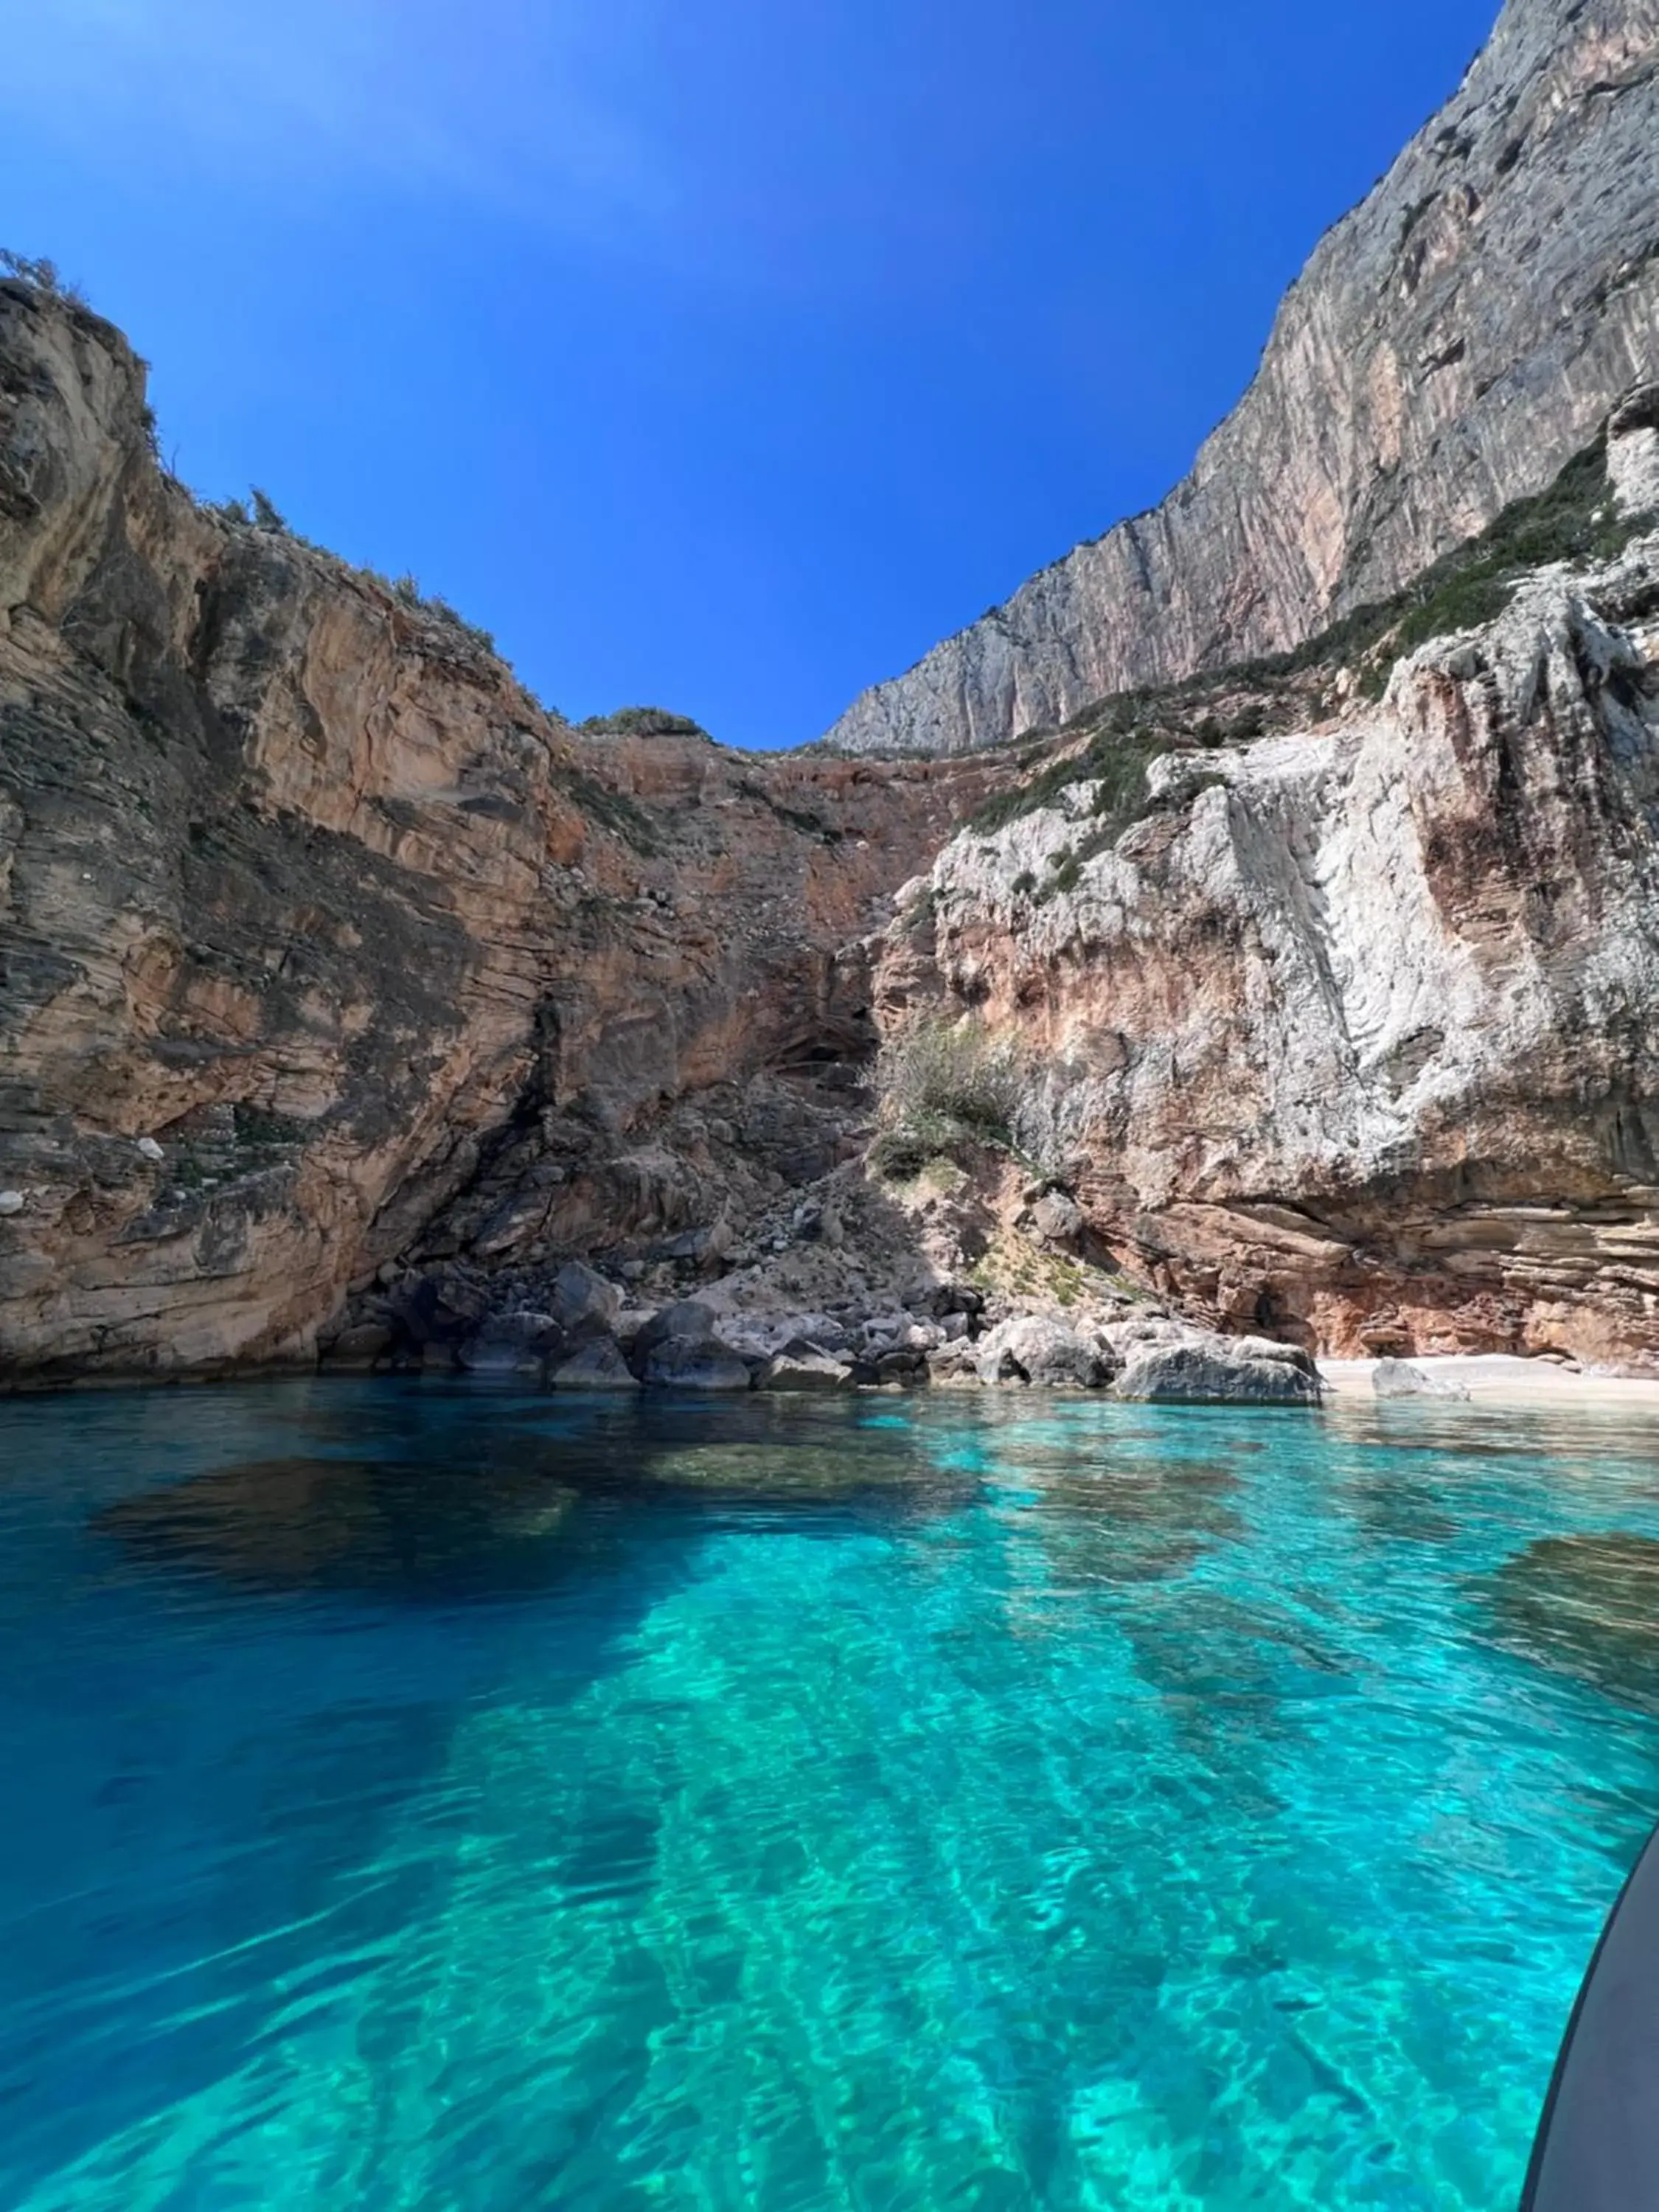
[1479,1531,1659,1717]
[91,1388,984,1605]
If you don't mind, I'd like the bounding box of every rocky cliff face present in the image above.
[7,89,1659,1387]
[0,279,1001,1383]
[872,512,1659,1368]
[825,0,1659,757]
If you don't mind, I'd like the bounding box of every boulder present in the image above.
[640,1335,754,1392]
[1372,1358,1471,1402]
[974,1315,1114,1389]
[1228,1335,1321,1380]
[758,1352,858,1392]
[1029,1191,1085,1248]
[776,1332,846,1362]
[872,1348,928,1386]
[460,1309,564,1374]
[549,1262,622,1332]
[1115,1339,1322,1405]
[322,1321,394,1367]
[860,1314,936,1354]
[548,1335,639,1391]
[631,1300,718,1356]
[390,1271,487,1351]
[1099,1316,1189,1360]
[927,1340,983,1386]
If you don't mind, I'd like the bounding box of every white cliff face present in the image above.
[875,533,1659,1366]
[825,0,1659,757]
[1613,389,1659,516]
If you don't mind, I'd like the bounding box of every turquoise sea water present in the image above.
[3,1382,1659,2211]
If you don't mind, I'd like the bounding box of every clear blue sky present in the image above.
[2,0,1498,749]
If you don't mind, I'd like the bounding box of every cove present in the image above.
[3,1380,1659,2211]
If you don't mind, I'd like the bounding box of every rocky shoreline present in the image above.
[344,1267,1323,1407]
[334,1151,1324,1405]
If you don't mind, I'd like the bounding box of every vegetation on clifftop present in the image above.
[969,435,1656,842]
[579,707,713,741]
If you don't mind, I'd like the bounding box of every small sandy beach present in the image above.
[1320,1355,1659,1409]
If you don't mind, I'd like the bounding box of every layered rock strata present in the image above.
[8,203,1659,1381]
[0,279,1003,1382]
[873,526,1659,1368]
[824,0,1659,757]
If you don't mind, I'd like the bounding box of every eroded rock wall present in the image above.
[0,281,999,1382]
[825,0,1659,757]
[873,538,1659,1366]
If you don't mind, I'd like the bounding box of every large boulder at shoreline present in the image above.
[459,1309,565,1375]
[549,1264,622,1333]
[974,1315,1114,1390]
[630,1301,719,1356]
[1115,1338,1321,1405]
[547,1335,639,1391]
[639,1335,754,1392]
[1372,1358,1471,1402]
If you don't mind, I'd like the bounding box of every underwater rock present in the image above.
[94,1456,580,1596]
[1485,1532,1659,1714]
[638,1439,921,1500]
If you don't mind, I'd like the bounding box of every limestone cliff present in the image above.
[824,0,1659,757]
[7,181,1659,1387]
[872,511,1659,1368]
[0,278,999,1382]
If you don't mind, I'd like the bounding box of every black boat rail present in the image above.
[1522,1825,1659,2209]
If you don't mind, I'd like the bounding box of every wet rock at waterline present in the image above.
[549,1336,640,1391]
[1114,1340,1323,1407]
[637,1336,755,1392]
[759,1352,859,1392]
[974,1316,1116,1391]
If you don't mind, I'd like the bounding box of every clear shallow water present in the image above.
[3,1385,1659,2211]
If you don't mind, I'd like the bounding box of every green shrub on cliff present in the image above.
[873,1015,1026,1179]
[971,432,1653,837]
[250,487,289,532]
[0,248,88,305]
[580,706,712,741]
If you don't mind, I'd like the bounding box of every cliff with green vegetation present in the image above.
[824,0,1659,757]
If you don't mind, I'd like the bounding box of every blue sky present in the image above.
[2,0,1498,749]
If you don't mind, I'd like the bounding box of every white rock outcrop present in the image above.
[876,532,1659,1368]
